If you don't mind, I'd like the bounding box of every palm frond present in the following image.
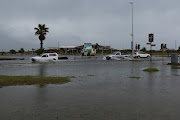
[38,24,42,29]
[34,27,39,30]
[35,24,49,36]
[45,28,49,32]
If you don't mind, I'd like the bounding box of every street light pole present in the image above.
[130,2,134,58]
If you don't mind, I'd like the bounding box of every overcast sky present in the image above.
[0,0,180,51]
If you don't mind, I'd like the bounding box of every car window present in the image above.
[139,52,145,54]
[42,55,48,57]
[49,54,57,56]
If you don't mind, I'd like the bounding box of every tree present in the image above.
[34,24,49,49]
[140,47,147,52]
[9,49,16,54]
[19,48,25,55]
[35,48,44,55]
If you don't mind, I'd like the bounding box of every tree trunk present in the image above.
[40,40,43,49]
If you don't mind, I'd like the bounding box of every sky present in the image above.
[0,0,180,51]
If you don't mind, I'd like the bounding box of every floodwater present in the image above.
[0,55,180,120]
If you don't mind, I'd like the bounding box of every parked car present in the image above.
[134,51,150,58]
[105,52,131,60]
[31,53,58,62]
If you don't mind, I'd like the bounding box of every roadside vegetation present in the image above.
[0,76,70,87]
[0,58,24,60]
[171,66,180,69]
[167,63,180,66]
[128,76,140,79]
[9,49,17,54]
[143,68,159,72]
[18,48,25,55]
[87,75,95,76]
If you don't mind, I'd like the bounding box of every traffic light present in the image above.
[164,44,166,48]
[161,44,163,49]
[149,34,154,42]
[138,44,140,50]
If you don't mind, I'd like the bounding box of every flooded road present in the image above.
[0,56,180,120]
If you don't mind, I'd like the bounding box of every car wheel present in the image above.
[106,56,111,60]
[31,58,36,62]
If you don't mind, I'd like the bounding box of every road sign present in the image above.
[131,41,133,49]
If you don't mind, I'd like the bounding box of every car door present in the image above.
[41,54,49,62]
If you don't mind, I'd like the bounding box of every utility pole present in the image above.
[130,2,134,58]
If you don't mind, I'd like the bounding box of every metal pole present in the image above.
[130,2,134,58]
[58,42,60,54]
[136,44,137,60]
[162,47,164,62]
[150,43,152,62]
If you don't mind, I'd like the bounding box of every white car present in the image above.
[31,53,58,62]
[134,51,150,58]
[105,52,131,60]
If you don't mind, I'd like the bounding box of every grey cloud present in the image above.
[0,0,180,51]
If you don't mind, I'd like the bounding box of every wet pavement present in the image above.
[0,55,180,120]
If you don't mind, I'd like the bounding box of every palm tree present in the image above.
[34,24,49,49]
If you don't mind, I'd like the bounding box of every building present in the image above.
[48,43,112,54]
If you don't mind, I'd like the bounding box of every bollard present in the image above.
[171,54,178,63]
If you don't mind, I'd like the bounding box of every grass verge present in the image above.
[0,76,70,87]
[128,76,140,79]
[143,68,159,72]
[171,66,180,69]
[172,74,180,76]
[167,63,180,66]
[0,58,24,60]
[87,75,95,76]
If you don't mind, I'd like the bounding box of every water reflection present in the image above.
[171,65,179,76]
[130,61,140,77]
[38,64,47,87]
[39,64,46,77]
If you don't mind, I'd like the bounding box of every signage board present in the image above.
[131,41,133,49]
[84,43,92,51]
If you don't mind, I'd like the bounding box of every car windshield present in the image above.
[139,52,145,54]
[112,52,119,55]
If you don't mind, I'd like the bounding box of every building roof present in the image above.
[60,46,76,49]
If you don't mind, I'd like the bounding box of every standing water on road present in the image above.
[0,56,180,120]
